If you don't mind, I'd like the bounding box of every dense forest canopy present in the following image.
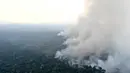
[0,25,106,73]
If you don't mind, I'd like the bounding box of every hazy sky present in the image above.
[0,0,85,24]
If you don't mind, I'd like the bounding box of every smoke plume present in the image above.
[55,0,130,73]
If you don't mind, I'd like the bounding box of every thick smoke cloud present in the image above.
[55,0,130,73]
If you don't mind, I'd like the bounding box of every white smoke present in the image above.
[55,0,130,73]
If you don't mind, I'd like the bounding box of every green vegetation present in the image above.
[0,25,106,73]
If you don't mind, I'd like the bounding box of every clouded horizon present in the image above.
[0,0,85,24]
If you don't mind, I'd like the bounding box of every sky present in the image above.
[0,0,85,24]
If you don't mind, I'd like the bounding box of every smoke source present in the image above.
[55,0,130,73]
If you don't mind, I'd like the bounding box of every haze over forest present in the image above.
[0,24,105,73]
